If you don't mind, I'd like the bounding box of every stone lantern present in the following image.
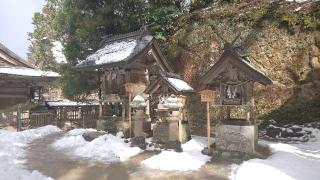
[130,95,148,149]
[130,95,148,137]
[153,95,183,145]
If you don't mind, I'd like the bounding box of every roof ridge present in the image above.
[100,28,151,47]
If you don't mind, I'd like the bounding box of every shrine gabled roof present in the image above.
[144,72,195,95]
[74,29,172,72]
[0,42,35,68]
[0,43,60,80]
[200,46,273,86]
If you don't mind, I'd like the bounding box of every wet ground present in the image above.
[26,132,229,180]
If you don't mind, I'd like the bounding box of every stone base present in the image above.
[131,136,146,149]
[153,121,179,143]
[165,140,182,152]
[211,142,271,162]
[180,122,191,143]
[216,124,257,153]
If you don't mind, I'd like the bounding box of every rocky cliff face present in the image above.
[161,1,320,127]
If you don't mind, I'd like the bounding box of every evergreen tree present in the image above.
[28,0,214,99]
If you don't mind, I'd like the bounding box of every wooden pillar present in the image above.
[98,73,103,119]
[206,101,211,151]
[179,108,183,142]
[128,92,132,138]
[226,106,231,120]
[121,100,126,121]
[199,90,215,153]
[16,106,21,132]
[125,82,134,138]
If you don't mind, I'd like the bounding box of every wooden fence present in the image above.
[29,112,57,128]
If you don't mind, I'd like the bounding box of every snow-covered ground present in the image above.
[52,129,143,163]
[141,135,213,171]
[230,128,320,180]
[0,125,61,180]
[1,125,319,179]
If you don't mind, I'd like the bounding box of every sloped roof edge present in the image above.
[0,42,35,69]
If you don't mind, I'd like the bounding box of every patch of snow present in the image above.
[51,41,67,64]
[52,128,98,149]
[181,0,191,12]
[286,0,309,3]
[295,7,302,11]
[0,66,60,77]
[191,135,215,147]
[87,39,137,65]
[141,137,211,171]
[52,129,143,163]
[167,78,194,91]
[230,128,320,180]
[46,100,99,107]
[0,125,61,180]
[160,95,184,109]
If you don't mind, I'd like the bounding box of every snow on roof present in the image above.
[167,78,194,92]
[46,100,99,107]
[0,66,60,77]
[51,41,67,64]
[88,39,137,65]
[75,31,154,68]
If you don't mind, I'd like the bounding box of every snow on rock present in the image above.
[230,128,320,180]
[167,78,194,91]
[87,39,137,65]
[51,41,67,64]
[141,138,211,171]
[0,66,60,77]
[51,128,96,149]
[52,129,143,163]
[0,125,61,180]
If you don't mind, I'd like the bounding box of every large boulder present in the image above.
[82,131,106,142]
[281,128,294,138]
[291,125,303,132]
[266,125,281,138]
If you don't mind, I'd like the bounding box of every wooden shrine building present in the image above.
[0,43,59,109]
[199,42,272,153]
[144,71,194,144]
[75,28,174,121]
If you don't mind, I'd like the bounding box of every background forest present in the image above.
[28,0,320,127]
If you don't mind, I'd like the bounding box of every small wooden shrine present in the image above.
[145,72,194,144]
[199,42,272,153]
